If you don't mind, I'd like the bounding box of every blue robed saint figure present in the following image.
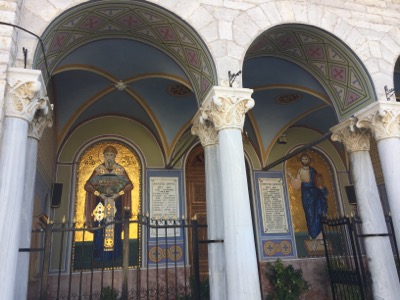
[289,153,328,241]
[84,146,133,260]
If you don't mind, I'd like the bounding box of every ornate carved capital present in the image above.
[191,111,218,147]
[356,102,400,141]
[28,106,53,140]
[331,118,371,153]
[5,68,48,122]
[200,87,254,131]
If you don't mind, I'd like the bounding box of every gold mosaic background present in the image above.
[74,141,141,241]
[285,150,338,233]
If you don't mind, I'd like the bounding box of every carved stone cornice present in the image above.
[191,111,218,147]
[331,117,371,153]
[5,68,48,122]
[355,102,400,141]
[200,86,254,131]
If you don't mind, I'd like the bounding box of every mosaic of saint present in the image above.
[73,142,141,269]
[286,150,338,256]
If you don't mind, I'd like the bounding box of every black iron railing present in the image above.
[28,212,207,300]
[322,214,399,300]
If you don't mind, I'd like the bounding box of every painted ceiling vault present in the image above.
[245,25,376,121]
[34,0,376,167]
[243,25,376,165]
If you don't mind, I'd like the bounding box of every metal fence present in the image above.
[28,212,208,300]
[321,214,399,300]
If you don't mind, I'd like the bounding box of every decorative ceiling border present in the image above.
[245,24,376,121]
[33,0,217,105]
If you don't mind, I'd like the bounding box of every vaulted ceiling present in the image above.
[34,0,377,167]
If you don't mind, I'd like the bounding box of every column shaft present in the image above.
[0,117,29,300]
[356,102,400,259]
[350,150,400,299]
[218,129,261,299]
[194,86,259,299]
[15,137,39,300]
[204,144,226,300]
[376,138,400,249]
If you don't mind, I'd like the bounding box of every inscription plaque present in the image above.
[259,178,289,233]
[150,177,179,237]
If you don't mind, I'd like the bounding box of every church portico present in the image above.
[3,0,400,299]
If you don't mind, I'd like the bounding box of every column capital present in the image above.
[355,101,400,141]
[331,117,371,153]
[201,86,254,131]
[28,103,53,140]
[191,111,218,147]
[5,68,48,122]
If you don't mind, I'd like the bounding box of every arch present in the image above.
[33,0,218,105]
[244,24,376,121]
[58,116,164,168]
[227,2,399,99]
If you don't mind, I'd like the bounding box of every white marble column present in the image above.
[192,113,226,300]
[331,118,400,299]
[14,113,52,300]
[0,68,49,300]
[356,102,400,253]
[202,86,261,300]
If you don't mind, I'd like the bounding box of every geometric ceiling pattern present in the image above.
[246,24,376,121]
[33,0,217,104]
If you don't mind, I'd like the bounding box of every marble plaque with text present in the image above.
[149,177,180,237]
[259,177,289,233]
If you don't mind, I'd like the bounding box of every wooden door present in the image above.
[185,145,208,279]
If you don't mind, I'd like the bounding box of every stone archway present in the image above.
[33,0,217,105]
